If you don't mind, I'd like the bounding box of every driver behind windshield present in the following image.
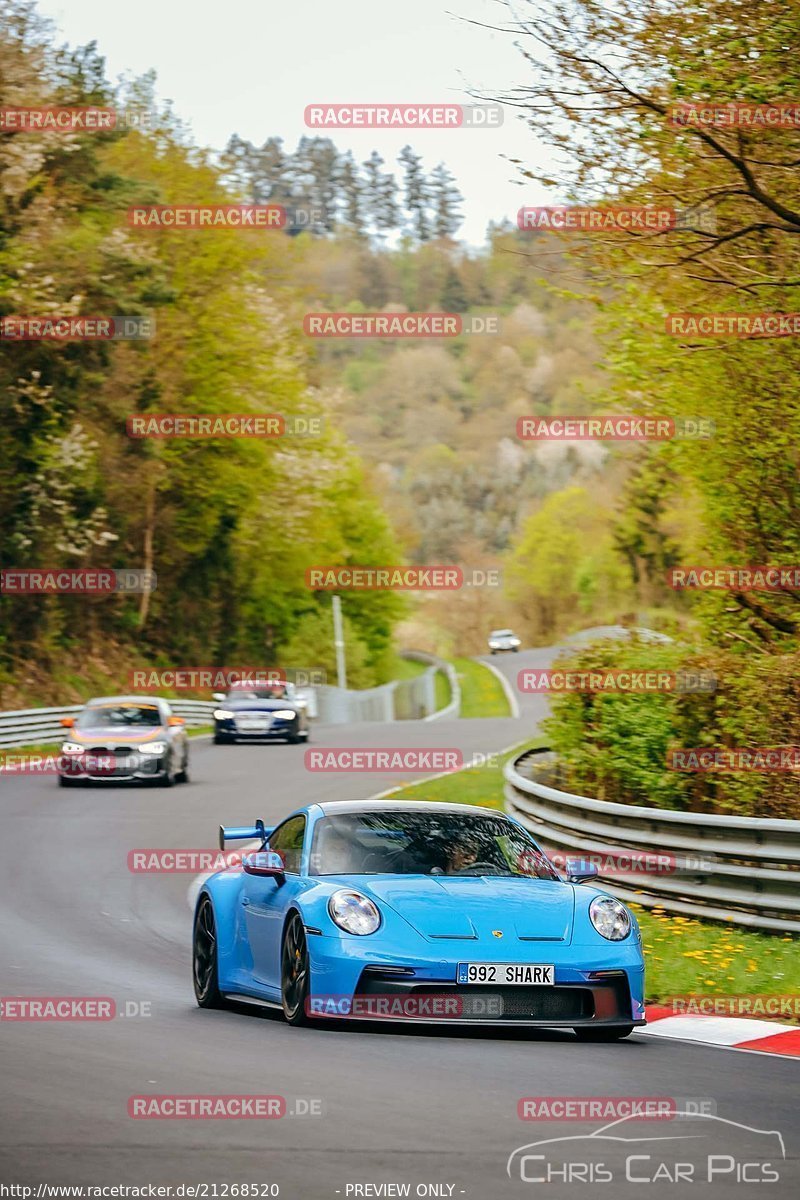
[227,685,288,700]
[310,813,559,880]
[442,834,480,875]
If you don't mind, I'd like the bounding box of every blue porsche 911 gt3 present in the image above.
[192,800,645,1039]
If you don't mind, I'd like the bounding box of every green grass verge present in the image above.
[633,905,799,1005]
[383,740,524,808]
[434,668,451,712]
[452,656,511,718]
[391,657,428,682]
[383,740,800,1012]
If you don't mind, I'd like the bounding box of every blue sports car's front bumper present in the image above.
[303,932,644,1026]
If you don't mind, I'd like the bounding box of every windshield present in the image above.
[227,687,289,700]
[490,630,513,637]
[310,811,558,878]
[77,703,163,729]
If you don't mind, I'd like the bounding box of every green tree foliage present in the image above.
[505,488,634,642]
[501,0,800,650]
[543,637,799,818]
[0,2,403,700]
[497,0,800,814]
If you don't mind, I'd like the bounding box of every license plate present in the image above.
[457,962,554,986]
[236,717,269,732]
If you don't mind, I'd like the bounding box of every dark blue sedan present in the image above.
[212,684,310,745]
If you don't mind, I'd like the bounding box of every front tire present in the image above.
[159,754,176,787]
[281,913,311,1025]
[58,775,79,788]
[176,750,190,783]
[193,895,225,1008]
[573,1024,634,1041]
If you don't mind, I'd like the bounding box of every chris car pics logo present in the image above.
[507,1113,785,1185]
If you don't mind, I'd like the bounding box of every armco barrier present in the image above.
[403,650,461,721]
[505,747,800,933]
[314,651,458,724]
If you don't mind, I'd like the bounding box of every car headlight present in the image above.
[328,890,381,935]
[61,742,85,754]
[138,741,167,756]
[271,709,296,720]
[214,709,235,720]
[589,896,631,941]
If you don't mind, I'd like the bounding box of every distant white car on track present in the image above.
[488,629,521,654]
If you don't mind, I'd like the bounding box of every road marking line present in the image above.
[479,657,520,718]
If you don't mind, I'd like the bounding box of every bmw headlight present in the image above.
[214,709,235,720]
[139,741,167,756]
[328,890,381,935]
[61,742,84,754]
[589,896,631,941]
[272,709,296,720]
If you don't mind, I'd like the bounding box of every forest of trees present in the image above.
[0,1,408,703]
[223,135,464,241]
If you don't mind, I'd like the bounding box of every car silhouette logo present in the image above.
[492,930,503,938]
[507,1112,786,1182]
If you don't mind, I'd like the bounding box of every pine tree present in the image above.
[376,169,401,237]
[362,150,385,234]
[294,136,339,231]
[363,151,402,239]
[336,151,366,236]
[399,145,430,242]
[430,162,463,239]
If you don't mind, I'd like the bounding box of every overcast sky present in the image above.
[37,0,553,245]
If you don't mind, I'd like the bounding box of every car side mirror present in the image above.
[60,716,75,728]
[564,858,599,883]
[168,716,185,726]
[242,851,286,883]
[211,693,226,702]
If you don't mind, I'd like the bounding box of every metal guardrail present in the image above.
[314,682,397,724]
[505,747,800,933]
[403,651,461,721]
[0,700,217,749]
[314,651,458,724]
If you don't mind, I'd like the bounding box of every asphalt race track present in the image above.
[1,649,797,1198]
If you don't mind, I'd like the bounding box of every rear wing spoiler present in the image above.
[218,820,273,850]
